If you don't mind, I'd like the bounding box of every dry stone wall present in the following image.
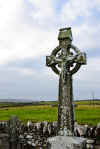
[0,120,100,148]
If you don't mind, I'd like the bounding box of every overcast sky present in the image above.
[0,0,100,101]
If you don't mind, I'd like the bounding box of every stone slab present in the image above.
[47,136,86,149]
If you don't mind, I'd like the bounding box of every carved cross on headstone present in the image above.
[46,27,86,136]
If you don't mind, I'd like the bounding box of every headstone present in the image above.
[46,27,87,148]
[7,115,20,149]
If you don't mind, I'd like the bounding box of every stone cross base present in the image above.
[47,136,86,149]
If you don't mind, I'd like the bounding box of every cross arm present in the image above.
[46,46,61,75]
[46,55,60,75]
[70,52,87,75]
[46,46,62,67]
[75,52,87,65]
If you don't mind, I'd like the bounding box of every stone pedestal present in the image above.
[47,136,86,149]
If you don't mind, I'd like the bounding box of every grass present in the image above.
[75,100,100,105]
[0,101,100,126]
[75,105,100,126]
[0,105,57,123]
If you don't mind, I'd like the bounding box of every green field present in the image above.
[0,100,100,126]
[75,105,100,126]
[0,105,57,123]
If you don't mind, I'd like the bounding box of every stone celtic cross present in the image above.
[46,27,86,136]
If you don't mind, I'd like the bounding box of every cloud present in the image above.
[60,0,100,24]
[74,57,100,81]
[0,0,60,66]
[59,0,100,53]
[0,0,99,65]
[0,0,100,100]
[0,63,58,100]
[0,0,24,64]
[27,0,54,22]
[73,57,100,99]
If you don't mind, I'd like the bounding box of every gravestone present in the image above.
[46,27,87,148]
[8,115,20,149]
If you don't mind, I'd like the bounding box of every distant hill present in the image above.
[0,98,100,103]
[0,98,33,103]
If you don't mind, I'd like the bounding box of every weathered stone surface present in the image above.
[47,136,86,149]
[97,123,100,128]
[1,120,100,148]
[46,27,86,135]
[74,124,89,137]
[86,144,94,149]
[7,115,20,142]
[86,139,95,144]
[86,140,95,149]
